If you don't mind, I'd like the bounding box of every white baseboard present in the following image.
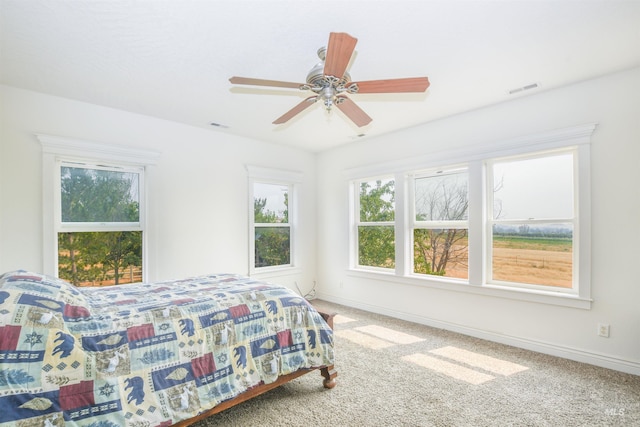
[316,293,640,376]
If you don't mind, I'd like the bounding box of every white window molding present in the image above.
[247,165,303,277]
[346,123,596,309]
[485,146,584,295]
[39,134,161,166]
[343,123,597,180]
[39,134,160,280]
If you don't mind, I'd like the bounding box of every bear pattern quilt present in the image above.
[0,271,334,426]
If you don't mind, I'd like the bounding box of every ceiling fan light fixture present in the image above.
[321,86,336,110]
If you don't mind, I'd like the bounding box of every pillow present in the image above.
[0,270,90,317]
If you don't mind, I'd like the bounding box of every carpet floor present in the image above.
[192,300,639,427]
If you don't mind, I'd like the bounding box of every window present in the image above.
[346,124,594,308]
[488,150,575,290]
[57,163,144,286]
[39,134,159,286]
[354,177,395,270]
[252,182,291,269]
[247,166,302,274]
[411,168,469,279]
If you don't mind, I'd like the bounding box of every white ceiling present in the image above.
[2,0,639,152]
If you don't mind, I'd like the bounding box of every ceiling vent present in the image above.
[508,82,539,95]
[210,122,229,129]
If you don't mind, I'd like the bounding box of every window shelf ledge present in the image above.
[251,267,303,280]
[346,269,592,309]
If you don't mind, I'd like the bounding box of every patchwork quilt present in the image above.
[0,271,334,426]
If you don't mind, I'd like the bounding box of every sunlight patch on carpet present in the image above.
[335,329,395,349]
[429,346,529,376]
[355,325,425,345]
[333,314,357,324]
[402,353,495,385]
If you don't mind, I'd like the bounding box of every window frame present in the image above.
[247,166,302,277]
[56,161,145,231]
[346,124,594,309]
[39,134,160,282]
[486,148,578,294]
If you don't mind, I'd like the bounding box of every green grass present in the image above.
[493,235,572,252]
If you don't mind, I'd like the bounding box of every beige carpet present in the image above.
[192,300,639,426]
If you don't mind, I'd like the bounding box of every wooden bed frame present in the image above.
[174,312,338,427]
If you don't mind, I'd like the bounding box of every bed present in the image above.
[0,270,336,426]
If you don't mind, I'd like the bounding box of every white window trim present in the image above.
[247,165,303,277]
[344,123,595,309]
[39,134,160,280]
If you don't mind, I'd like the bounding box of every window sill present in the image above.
[346,269,592,309]
[251,266,303,280]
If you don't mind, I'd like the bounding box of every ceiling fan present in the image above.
[229,32,430,127]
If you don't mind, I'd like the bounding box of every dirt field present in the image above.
[492,247,572,288]
[416,238,572,288]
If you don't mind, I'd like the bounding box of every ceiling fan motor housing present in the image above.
[306,46,351,87]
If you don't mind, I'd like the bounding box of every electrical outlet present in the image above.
[597,323,610,338]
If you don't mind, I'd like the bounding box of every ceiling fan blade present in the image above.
[273,96,317,124]
[336,96,372,127]
[229,76,304,89]
[323,32,358,79]
[351,77,430,93]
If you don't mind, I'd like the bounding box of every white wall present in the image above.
[316,67,640,374]
[0,85,317,292]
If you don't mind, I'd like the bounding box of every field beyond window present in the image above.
[490,152,575,289]
[492,230,573,288]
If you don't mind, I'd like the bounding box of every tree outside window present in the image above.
[413,170,469,279]
[357,178,395,269]
[57,165,143,286]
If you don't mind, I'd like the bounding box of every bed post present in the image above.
[319,311,338,388]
